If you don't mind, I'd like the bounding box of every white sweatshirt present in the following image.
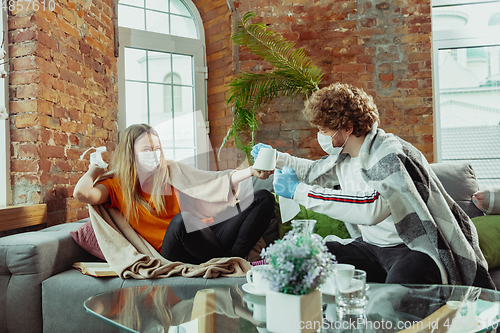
[278,152,403,247]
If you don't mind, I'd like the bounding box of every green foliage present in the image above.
[219,11,324,161]
[261,228,336,295]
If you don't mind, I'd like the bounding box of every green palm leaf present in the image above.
[219,11,324,161]
[232,12,323,89]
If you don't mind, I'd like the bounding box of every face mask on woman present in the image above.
[317,131,349,156]
[137,151,161,172]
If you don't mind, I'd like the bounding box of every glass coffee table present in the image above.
[85,283,500,333]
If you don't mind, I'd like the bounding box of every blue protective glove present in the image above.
[273,166,300,199]
[251,143,273,160]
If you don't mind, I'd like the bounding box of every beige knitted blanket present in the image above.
[89,204,251,279]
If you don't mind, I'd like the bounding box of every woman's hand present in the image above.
[88,163,106,175]
[230,167,274,186]
[251,167,274,180]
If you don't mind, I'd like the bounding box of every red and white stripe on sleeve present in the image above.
[294,183,390,226]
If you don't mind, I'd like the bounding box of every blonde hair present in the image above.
[99,124,170,223]
[113,286,173,331]
[303,82,379,136]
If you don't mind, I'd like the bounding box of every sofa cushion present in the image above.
[70,220,105,260]
[42,269,245,333]
[472,215,500,269]
[0,221,94,333]
[252,175,275,193]
[472,187,500,215]
[430,162,484,219]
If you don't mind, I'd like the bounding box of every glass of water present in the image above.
[335,269,367,315]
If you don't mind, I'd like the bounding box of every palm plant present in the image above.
[219,11,324,160]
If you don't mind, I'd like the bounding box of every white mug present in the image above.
[335,264,356,292]
[322,263,355,294]
[247,301,267,322]
[253,147,276,171]
[246,265,271,293]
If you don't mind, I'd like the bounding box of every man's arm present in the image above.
[275,152,315,182]
[293,183,391,225]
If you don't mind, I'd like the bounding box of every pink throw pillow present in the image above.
[472,187,500,215]
[70,221,105,260]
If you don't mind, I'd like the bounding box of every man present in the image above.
[252,82,493,288]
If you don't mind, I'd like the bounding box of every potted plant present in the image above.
[219,12,324,161]
[260,225,336,333]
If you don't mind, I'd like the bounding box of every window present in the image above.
[164,73,182,114]
[117,0,210,169]
[118,0,198,38]
[0,10,10,206]
[432,0,500,187]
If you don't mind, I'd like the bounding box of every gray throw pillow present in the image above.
[252,174,275,192]
[430,162,484,219]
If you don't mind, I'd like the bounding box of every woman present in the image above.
[74,123,275,264]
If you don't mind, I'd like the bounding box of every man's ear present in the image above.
[345,123,354,136]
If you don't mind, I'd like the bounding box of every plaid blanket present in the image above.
[89,204,251,279]
[305,123,494,288]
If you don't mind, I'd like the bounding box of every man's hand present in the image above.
[250,167,274,180]
[273,166,299,199]
[251,143,273,160]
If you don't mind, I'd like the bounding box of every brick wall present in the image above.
[192,0,238,170]
[5,0,433,226]
[6,0,235,226]
[8,0,118,225]
[210,0,434,163]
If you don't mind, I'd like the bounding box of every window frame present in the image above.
[432,0,498,6]
[432,0,500,162]
[117,0,210,169]
[0,10,10,206]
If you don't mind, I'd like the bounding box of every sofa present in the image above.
[1,162,499,333]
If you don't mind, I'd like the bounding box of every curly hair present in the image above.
[302,82,379,137]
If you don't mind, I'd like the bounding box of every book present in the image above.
[72,262,118,277]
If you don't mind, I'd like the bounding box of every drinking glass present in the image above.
[291,219,316,235]
[335,269,367,315]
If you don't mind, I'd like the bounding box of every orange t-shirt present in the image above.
[98,177,181,251]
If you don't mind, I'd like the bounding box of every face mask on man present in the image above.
[137,151,161,172]
[317,131,349,156]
